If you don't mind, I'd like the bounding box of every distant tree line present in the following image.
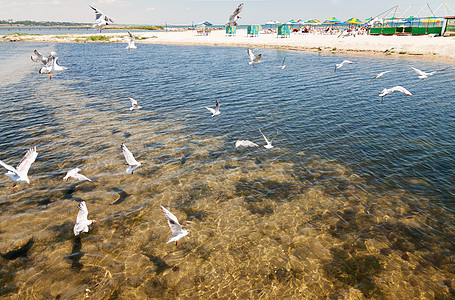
[0,20,90,26]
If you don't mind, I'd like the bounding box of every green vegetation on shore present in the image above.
[0,20,163,31]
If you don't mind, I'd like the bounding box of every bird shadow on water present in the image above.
[141,253,172,275]
[65,237,84,272]
[112,187,131,205]
[1,237,34,260]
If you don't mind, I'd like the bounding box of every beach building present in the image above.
[442,16,455,36]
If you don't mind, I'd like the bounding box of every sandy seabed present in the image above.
[2,28,455,61]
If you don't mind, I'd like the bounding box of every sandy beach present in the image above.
[2,28,455,61]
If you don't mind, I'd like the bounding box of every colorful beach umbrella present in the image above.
[324,17,340,24]
[421,16,440,23]
[345,18,364,24]
[304,19,321,24]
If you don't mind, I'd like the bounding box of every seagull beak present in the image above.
[66,178,69,182]
[93,220,99,224]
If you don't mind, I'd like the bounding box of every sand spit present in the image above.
[2,29,455,61]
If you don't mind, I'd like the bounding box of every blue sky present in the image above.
[1,0,454,25]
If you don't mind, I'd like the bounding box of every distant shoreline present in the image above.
[2,29,455,62]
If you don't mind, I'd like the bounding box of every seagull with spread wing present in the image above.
[121,143,144,174]
[226,3,243,26]
[0,146,37,191]
[411,66,448,80]
[334,60,353,72]
[259,129,278,149]
[379,86,412,103]
[129,97,142,110]
[126,30,137,52]
[369,70,391,81]
[63,168,91,182]
[89,4,114,32]
[204,100,221,117]
[247,49,262,66]
[74,201,98,236]
[160,206,190,247]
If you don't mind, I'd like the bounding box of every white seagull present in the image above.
[411,66,448,80]
[334,60,353,72]
[39,56,68,80]
[160,206,190,247]
[247,48,262,66]
[63,168,91,182]
[89,5,114,32]
[129,97,142,110]
[126,30,137,52]
[74,201,98,236]
[235,140,259,149]
[226,3,243,26]
[379,86,412,103]
[0,146,37,191]
[369,70,392,81]
[204,100,221,117]
[31,50,56,64]
[384,46,395,54]
[121,143,143,174]
[259,129,278,149]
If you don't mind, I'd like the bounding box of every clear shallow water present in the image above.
[0,42,454,299]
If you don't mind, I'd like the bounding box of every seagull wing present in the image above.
[204,106,216,114]
[411,66,426,76]
[270,129,278,143]
[89,5,103,21]
[16,146,37,177]
[430,67,448,75]
[74,173,92,182]
[391,86,412,96]
[121,143,139,165]
[0,160,18,174]
[161,206,183,235]
[76,201,89,224]
[254,54,262,62]
[247,49,255,61]
[228,3,243,23]
[215,100,220,112]
[282,57,286,67]
[129,97,138,106]
[259,129,269,144]
[343,60,353,64]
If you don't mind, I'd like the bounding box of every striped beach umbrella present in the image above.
[324,17,341,24]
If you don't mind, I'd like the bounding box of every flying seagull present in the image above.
[384,47,395,54]
[226,3,243,26]
[247,48,262,66]
[0,146,37,191]
[235,140,259,149]
[379,86,412,103]
[204,100,221,117]
[369,70,391,81]
[126,30,137,52]
[334,60,353,72]
[128,97,142,110]
[259,129,278,149]
[63,168,91,182]
[160,206,190,247]
[39,56,68,80]
[89,5,114,32]
[31,50,56,64]
[411,66,448,80]
[121,143,143,174]
[74,201,98,236]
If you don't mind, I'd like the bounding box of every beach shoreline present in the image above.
[2,28,455,62]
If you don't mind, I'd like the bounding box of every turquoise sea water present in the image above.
[0,42,454,298]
